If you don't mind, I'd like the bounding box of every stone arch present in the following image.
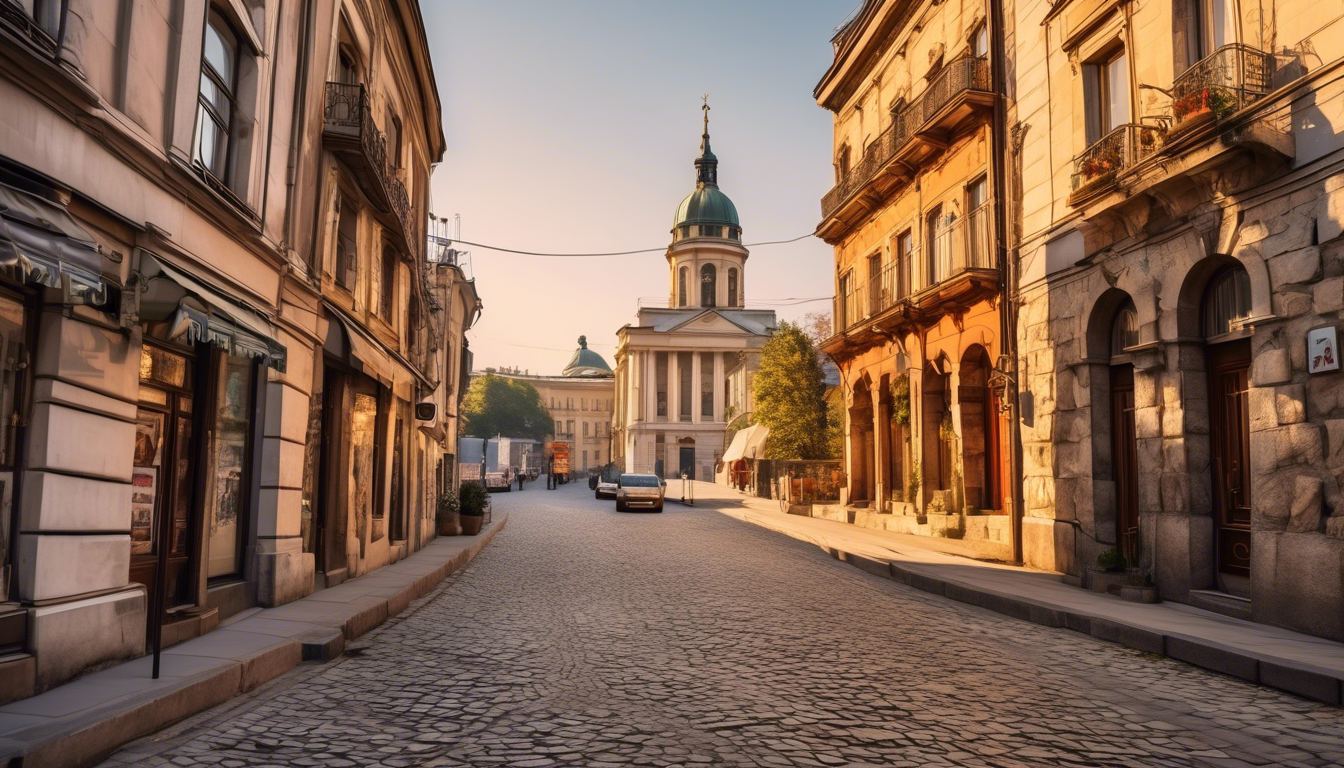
[959,344,1000,512]
[699,263,717,308]
[953,324,999,364]
[848,372,876,504]
[1175,255,1246,338]
[921,358,953,501]
[1085,287,1136,360]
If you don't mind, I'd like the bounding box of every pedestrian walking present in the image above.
[547,455,555,490]
[517,467,525,491]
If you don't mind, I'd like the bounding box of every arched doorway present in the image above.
[849,381,874,503]
[1203,265,1253,582]
[958,346,1000,512]
[921,361,952,506]
[1108,298,1141,564]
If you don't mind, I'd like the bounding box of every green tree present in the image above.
[461,374,553,440]
[753,322,830,460]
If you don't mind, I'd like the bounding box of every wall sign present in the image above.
[1308,326,1339,374]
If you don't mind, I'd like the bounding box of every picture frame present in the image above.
[1308,326,1340,374]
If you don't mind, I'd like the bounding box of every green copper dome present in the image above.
[562,336,614,378]
[672,100,740,231]
[674,186,739,228]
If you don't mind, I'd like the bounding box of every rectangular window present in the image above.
[868,253,883,314]
[838,270,852,329]
[336,197,358,289]
[205,354,257,578]
[926,206,946,285]
[896,230,913,297]
[1086,48,1130,143]
[567,419,574,435]
[701,351,714,419]
[656,352,668,418]
[679,352,693,421]
[381,247,396,321]
[583,421,589,437]
[971,23,989,58]
[1195,0,1236,60]
[195,11,239,182]
[967,177,989,269]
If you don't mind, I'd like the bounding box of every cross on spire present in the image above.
[695,95,717,187]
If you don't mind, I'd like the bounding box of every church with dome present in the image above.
[611,104,777,479]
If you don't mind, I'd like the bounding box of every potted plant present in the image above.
[436,491,460,537]
[459,480,489,535]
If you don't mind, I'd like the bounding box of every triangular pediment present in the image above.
[664,310,757,335]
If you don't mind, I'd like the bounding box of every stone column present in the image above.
[691,352,702,424]
[947,361,964,512]
[644,351,657,422]
[872,378,889,511]
[22,307,144,692]
[713,352,725,422]
[841,385,855,506]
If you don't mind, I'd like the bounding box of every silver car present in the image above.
[616,474,664,512]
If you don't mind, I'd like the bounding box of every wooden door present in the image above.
[1209,339,1251,577]
[679,446,696,480]
[1110,364,1140,563]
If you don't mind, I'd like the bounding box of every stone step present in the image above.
[1188,589,1253,621]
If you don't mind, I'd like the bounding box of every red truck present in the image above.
[547,440,570,484]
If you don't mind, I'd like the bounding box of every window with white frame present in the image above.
[1084,47,1130,144]
[195,10,240,182]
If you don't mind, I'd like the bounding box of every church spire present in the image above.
[695,95,718,188]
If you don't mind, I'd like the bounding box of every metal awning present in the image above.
[139,254,286,371]
[723,424,770,462]
[323,305,414,400]
[0,183,111,305]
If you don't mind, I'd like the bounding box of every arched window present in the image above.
[1202,265,1251,338]
[700,264,717,307]
[1110,298,1139,357]
[678,267,688,307]
[727,268,739,307]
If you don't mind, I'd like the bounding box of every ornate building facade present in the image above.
[816,0,1016,558]
[613,109,777,479]
[1012,0,1344,638]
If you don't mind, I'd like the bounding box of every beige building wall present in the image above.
[1013,0,1344,639]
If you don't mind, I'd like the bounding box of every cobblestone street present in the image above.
[100,483,1344,768]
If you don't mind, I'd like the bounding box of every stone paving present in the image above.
[99,483,1344,768]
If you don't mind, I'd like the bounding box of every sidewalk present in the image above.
[0,514,507,768]
[689,481,1344,706]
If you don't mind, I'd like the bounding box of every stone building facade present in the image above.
[1012,0,1344,637]
[613,108,777,480]
[815,0,1016,558]
[490,338,617,474]
[0,0,460,702]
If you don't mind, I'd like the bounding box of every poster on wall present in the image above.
[131,467,158,555]
[1309,326,1340,374]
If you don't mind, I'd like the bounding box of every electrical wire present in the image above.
[427,232,817,257]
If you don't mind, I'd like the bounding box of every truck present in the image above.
[547,440,570,485]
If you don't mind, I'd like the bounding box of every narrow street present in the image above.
[101,483,1344,768]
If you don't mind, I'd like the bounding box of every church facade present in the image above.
[612,108,777,480]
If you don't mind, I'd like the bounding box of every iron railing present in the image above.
[324,82,415,247]
[1171,44,1273,129]
[835,202,995,332]
[1069,124,1166,193]
[822,56,992,219]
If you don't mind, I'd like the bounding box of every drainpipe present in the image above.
[283,0,316,267]
[989,0,1024,565]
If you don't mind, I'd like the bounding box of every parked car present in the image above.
[595,463,621,500]
[616,473,664,512]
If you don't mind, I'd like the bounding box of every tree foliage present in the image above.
[753,322,830,460]
[461,374,553,440]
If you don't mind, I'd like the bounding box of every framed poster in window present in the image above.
[1309,326,1339,374]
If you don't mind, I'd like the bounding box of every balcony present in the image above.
[1170,44,1273,133]
[819,56,993,238]
[323,82,414,251]
[830,202,997,350]
[1068,124,1165,202]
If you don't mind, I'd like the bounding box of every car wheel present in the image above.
[654,502,664,513]
[616,500,626,512]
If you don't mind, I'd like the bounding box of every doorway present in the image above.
[131,344,201,644]
[1110,364,1139,563]
[679,445,696,480]
[1208,338,1251,578]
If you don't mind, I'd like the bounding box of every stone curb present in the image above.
[832,548,1343,706]
[1,514,508,768]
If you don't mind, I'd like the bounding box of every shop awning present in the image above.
[324,306,413,400]
[0,183,111,305]
[723,423,770,462]
[140,254,287,371]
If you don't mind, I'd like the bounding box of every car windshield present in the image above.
[620,475,660,488]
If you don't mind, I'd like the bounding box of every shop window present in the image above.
[390,404,406,541]
[205,354,256,579]
[0,292,29,601]
[195,10,241,184]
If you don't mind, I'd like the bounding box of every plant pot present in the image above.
[436,512,460,537]
[460,514,484,535]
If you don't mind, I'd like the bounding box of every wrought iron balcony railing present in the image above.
[1069,124,1166,194]
[835,202,995,332]
[323,82,415,250]
[1171,44,1273,130]
[821,56,992,220]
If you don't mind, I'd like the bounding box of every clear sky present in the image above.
[422,0,856,374]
